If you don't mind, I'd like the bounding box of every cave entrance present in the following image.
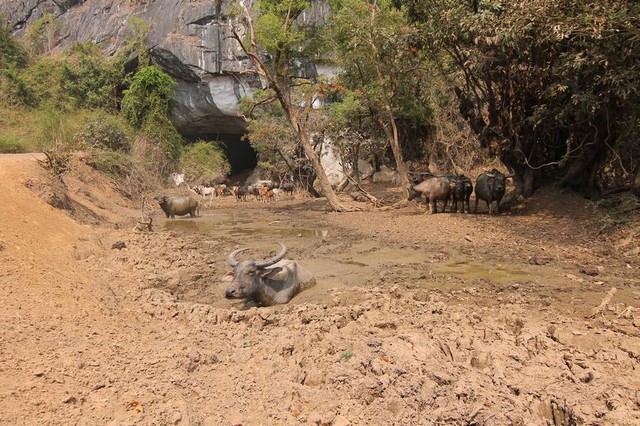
[188,134,258,177]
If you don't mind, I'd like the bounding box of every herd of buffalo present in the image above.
[408,168,512,215]
[154,169,514,219]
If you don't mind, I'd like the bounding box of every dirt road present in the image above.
[1,154,639,425]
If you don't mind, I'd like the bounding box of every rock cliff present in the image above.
[1,0,270,136]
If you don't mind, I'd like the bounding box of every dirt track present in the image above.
[1,154,639,425]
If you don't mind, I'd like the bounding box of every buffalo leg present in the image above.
[486,201,492,215]
[474,198,479,214]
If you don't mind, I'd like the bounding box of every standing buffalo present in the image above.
[408,176,451,213]
[474,169,509,215]
[282,182,294,196]
[451,175,473,213]
[154,195,199,219]
[224,242,316,306]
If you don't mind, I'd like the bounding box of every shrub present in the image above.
[141,115,183,167]
[73,111,132,152]
[61,42,121,110]
[0,135,27,153]
[179,141,231,184]
[22,57,68,110]
[0,20,28,69]
[122,66,175,129]
[91,149,133,177]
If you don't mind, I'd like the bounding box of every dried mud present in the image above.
[1,154,639,425]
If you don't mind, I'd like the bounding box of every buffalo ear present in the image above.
[221,271,235,282]
[261,267,283,279]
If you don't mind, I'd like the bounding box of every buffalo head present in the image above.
[224,242,288,300]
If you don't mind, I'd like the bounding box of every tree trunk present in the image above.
[297,126,352,211]
[352,142,361,185]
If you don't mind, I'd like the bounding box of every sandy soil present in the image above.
[1,154,639,425]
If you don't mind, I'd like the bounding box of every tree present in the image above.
[329,0,433,195]
[325,89,384,184]
[122,65,183,171]
[229,0,354,211]
[411,0,640,200]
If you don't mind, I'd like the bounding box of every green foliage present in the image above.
[179,141,231,184]
[255,2,307,54]
[329,0,433,164]
[24,13,60,55]
[21,56,67,108]
[72,111,133,151]
[91,149,133,178]
[35,105,82,149]
[8,41,121,110]
[0,107,45,152]
[0,67,33,106]
[140,115,183,165]
[247,112,297,176]
[121,66,181,171]
[0,20,27,69]
[117,17,151,67]
[61,42,121,110]
[0,134,27,153]
[122,66,175,129]
[410,0,640,194]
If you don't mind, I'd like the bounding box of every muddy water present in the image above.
[157,208,640,314]
[159,209,541,307]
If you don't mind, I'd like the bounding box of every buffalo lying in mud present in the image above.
[154,195,200,219]
[224,242,316,306]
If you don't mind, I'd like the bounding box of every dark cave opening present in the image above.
[187,134,258,177]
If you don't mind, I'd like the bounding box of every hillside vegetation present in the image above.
[1,1,639,202]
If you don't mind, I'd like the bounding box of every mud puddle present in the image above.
[158,209,539,308]
[162,210,329,239]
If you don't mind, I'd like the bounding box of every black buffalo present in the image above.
[451,175,473,213]
[474,169,509,215]
[154,195,199,219]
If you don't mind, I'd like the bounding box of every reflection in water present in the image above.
[162,211,329,240]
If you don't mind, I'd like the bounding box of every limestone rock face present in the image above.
[1,0,264,135]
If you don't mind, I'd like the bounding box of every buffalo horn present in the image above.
[227,247,249,267]
[255,241,288,267]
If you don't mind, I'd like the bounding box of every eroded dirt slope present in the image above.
[1,154,639,425]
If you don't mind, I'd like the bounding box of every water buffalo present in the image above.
[232,186,248,202]
[154,195,199,219]
[408,176,451,213]
[282,182,294,196]
[451,175,473,213]
[224,242,316,306]
[474,169,509,215]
